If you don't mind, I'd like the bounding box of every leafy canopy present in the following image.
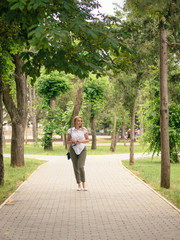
[37,70,72,105]
[0,0,131,81]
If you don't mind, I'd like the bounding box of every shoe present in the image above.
[77,187,82,191]
[83,188,88,191]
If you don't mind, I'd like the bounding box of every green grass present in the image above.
[0,157,47,205]
[122,157,180,209]
[3,143,147,155]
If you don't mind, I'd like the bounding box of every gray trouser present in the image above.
[70,146,86,184]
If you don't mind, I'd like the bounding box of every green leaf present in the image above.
[86,29,98,40]
[10,2,22,10]
[74,24,79,34]
[27,4,33,11]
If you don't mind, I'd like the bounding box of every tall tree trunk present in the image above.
[71,78,84,127]
[140,120,144,136]
[3,54,27,167]
[121,124,125,140]
[0,76,4,185]
[110,107,117,152]
[25,121,28,144]
[116,130,120,143]
[3,130,6,148]
[138,90,144,136]
[160,19,170,189]
[44,97,56,151]
[29,86,37,143]
[90,115,96,150]
[121,124,127,146]
[50,97,56,110]
[64,134,67,150]
[129,101,136,165]
[11,122,25,166]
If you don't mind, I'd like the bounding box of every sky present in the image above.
[97,0,125,15]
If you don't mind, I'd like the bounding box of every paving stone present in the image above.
[0,153,180,240]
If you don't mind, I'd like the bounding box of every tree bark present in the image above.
[159,19,170,189]
[110,107,117,152]
[0,76,4,185]
[90,115,96,150]
[3,54,27,167]
[44,97,56,151]
[11,122,25,166]
[29,86,37,143]
[129,101,136,165]
[121,124,125,140]
[71,78,84,127]
[25,121,28,144]
[138,90,144,136]
[3,131,6,148]
[64,134,67,150]
[50,97,56,110]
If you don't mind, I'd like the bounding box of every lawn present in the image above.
[3,142,147,155]
[122,157,180,209]
[0,157,47,205]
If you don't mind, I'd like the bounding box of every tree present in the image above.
[1,0,128,166]
[112,7,158,161]
[125,0,180,188]
[0,76,4,185]
[28,85,38,143]
[37,70,71,150]
[3,54,28,167]
[0,18,21,167]
[83,75,108,149]
[159,18,170,187]
[71,78,85,127]
[140,74,180,163]
[106,76,129,152]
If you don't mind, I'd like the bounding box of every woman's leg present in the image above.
[70,146,81,184]
[77,147,86,183]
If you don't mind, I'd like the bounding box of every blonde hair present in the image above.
[73,116,83,128]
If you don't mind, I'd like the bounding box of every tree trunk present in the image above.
[129,101,136,165]
[116,130,120,143]
[50,97,56,110]
[121,124,125,140]
[90,115,96,150]
[25,122,28,144]
[71,78,84,127]
[110,107,117,152]
[29,86,37,143]
[138,90,144,136]
[64,133,67,150]
[159,19,170,189]
[0,76,4,185]
[11,122,25,167]
[3,131,6,148]
[44,97,56,151]
[3,54,27,167]
[121,124,127,146]
[140,120,144,136]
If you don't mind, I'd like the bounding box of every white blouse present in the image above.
[68,127,88,155]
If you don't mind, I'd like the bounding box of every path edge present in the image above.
[121,161,180,213]
[0,162,48,209]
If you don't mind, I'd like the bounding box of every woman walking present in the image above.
[67,116,89,191]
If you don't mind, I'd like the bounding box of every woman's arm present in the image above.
[67,134,77,145]
[77,132,89,143]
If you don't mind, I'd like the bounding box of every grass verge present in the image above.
[0,157,47,205]
[3,143,147,155]
[122,157,180,209]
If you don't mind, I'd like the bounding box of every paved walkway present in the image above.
[0,154,180,240]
